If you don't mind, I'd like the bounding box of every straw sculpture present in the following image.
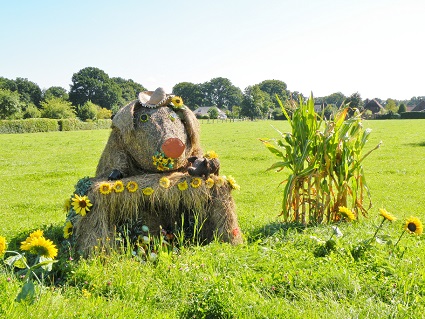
[65,88,242,256]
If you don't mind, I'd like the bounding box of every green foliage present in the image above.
[258,79,289,108]
[241,85,273,119]
[96,106,112,119]
[77,101,98,121]
[207,106,219,119]
[22,104,41,119]
[43,86,69,101]
[0,118,59,133]
[40,97,76,119]
[201,77,243,110]
[172,82,204,110]
[398,103,407,114]
[385,99,398,113]
[14,77,43,108]
[261,96,380,224]
[400,111,425,119]
[0,89,23,119]
[58,118,111,131]
[111,77,145,104]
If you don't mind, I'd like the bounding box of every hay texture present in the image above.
[66,94,242,256]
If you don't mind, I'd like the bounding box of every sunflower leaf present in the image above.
[15,281,35,304]
[4,254,27,269]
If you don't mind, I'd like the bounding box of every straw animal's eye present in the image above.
[140,114,150,122]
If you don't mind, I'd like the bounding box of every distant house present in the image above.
[193,106,227,119]
[314,102,327,113]
[364,99,385,114]
[411,100,425,112]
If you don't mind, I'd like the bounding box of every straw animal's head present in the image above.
[103,88,201,175]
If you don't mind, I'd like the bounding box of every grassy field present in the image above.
[0,119,424,318]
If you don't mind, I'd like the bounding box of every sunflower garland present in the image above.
[178,180,189,191]
[226,176,240,190]
[159,177,171,189]
[191,177,202,188]
[113,180,125,193]
[215,176,225,187]
[143,187,155,196]
[71,194,93,216]
[99,182,112,195]
[126,181,139,193]
[152,152,175,171]
[205,178,214,189]
[204,150,218,159]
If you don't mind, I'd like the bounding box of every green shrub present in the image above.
[0,118,58,133]
[400,111,425,119]
[59,118,111,131]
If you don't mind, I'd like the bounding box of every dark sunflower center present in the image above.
[80,200,87,208]
[408,223,416,232]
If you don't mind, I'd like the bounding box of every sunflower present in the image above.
[205,178,214,189]
[191,177,202,188]
[171,96,184,108]
[215,176,225,187]
[227,175,240,190]
[20,236,58,259]
[338,206,356,221]
[99,182,112,195]
[143,187,154,196]
[405,217,423,235]
[204,150,218,159]
[379,208,396,222]
[63,221,73,239]
[71,194,93,216]
[126,181,138,193]
[159,177,171,189]
[113,180,125,193]
[0,236,7,256]
[178,180,189,191]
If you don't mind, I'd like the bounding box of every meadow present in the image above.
[0,119,424,318]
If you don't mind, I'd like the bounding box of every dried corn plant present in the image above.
[260,96,381,224]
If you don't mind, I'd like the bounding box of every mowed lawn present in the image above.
[0,119,424,318]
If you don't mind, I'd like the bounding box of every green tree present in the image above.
[0,89,23,119]
[345,92,363,113]
[69,67,122,111]
[23,104,41,119]
[43,86,69,101]
[40,97,76,119]
[77,101,98,121]
[14,77,43,107]
[241,85,273,120]
[385,99,398,113]
[112,77,145,104]
[324,92,346,107]
[201,77,243,110]
[172,82,204,110]
[207,107,219,119]
[398,103,407,114]
[258,79,288,108]
[97,107,112,119]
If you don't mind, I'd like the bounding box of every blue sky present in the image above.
[1,0,423,100]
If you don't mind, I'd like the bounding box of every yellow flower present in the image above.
[82,288,91,298]
[227,175,240,190]
[99,182,112,195]
[64,198,71,212]
[338,206,356,221]
[159,177,171,189]
[379,208,396,222]
[215,176,225,187]
[0,236,7,256]
[113,180,125,193]
[71,194,93,216]
[143,187,154,196]
[126,181,138,193]
[405,217,423,235]
[205,150,218,159]
[20,236,58,259]
[171,96,184,108]
[206,178,214,189]
[191,177,202,188]
[63,221,73,239]
[178,180,188,191]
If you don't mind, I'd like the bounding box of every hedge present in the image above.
[400,111,425,119]
[0,118,112,134]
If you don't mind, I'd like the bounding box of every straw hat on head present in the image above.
[138,87,173,108]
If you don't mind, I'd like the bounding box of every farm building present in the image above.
[193,106,227,119]
[411,100,425,112]
[364,99,385,114]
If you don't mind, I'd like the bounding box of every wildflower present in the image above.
[205,178,214,189]
[338,206,356,221]
[99,182,112,195]
[405,217,423,235]
[113,180,125,193]
[63,221,73,239]
[204,150,218,159]
[191,177,202,188]
[126,181,138,193]
[215,176,225,187]
[227,175,240,190]
[71,194,93,216]
[159,177,171,189]
[82,288,91,298]
[143,187,154,196]
[379,208,396,222]
[20,236,58,259]
[178,180,188,191]
[0,236,7,256]
[171,96,184,108]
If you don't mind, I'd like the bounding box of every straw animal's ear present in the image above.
[178,107,202,157]
[112,100,137,137]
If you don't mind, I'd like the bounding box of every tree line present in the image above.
[1,66,424,121]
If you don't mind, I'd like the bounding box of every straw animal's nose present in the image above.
[162,138,185,158]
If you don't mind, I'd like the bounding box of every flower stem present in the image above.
[394,231,405,247]
[369,218,386,244]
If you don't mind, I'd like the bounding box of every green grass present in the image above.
[1,120,425,318]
